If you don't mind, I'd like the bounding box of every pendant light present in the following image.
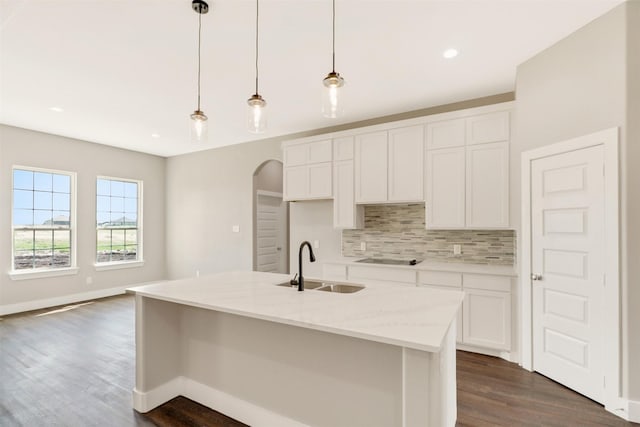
[322,0,344,118]
[190,0,209,142]
[247,0,267,133]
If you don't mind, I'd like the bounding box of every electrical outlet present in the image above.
[232,225,240,233]
[453,244,462,255]
[313,240,320,248]
[360,242,366,251]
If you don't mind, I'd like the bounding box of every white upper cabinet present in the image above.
[426,147,466,228]
[333,137,363,229]
[283,139,332,201]
[355,126,425,204]
[425,108,511,229]
[355,131,388,203]
[466,112,509,145]
[426,118,466,149]
[466,141,509,228]
[388,126,424,202]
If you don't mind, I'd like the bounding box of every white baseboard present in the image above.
[132,376,307,427]
[132,377,185,413]
[183,378,307,427]
[0,285,129,316]
[629,399,640,423]
[456,343,516,363]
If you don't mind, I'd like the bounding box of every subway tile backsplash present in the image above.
[342,204,515,265]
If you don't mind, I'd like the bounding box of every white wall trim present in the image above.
[456,343,516,364]
[626,399,640,423]
[132,376,308,427]
[8,266,79,281]
[520,127,620,412]
[94,260,145,271]
[1,284,129,316]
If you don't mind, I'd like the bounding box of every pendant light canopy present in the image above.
[190,0,209,143]
[247,0,267,133]
[322,0,344,119]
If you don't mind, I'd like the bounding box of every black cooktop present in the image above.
[355,258,422,266]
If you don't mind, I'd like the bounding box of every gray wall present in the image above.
[165,139,282,279]
[514,1,638,400]
[0,125,166,307]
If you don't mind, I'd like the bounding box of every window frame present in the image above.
[9,165,78,280]
[94,176,144,270]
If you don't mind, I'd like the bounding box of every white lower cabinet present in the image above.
[349,265,416,286]
[417,283,464,344]
[462,288,511,350]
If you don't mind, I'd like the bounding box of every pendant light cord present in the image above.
[197,10,202,111]
[255,0,259,95]
[332,0,336,73]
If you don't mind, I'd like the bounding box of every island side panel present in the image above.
[179,305,405,427]
[133,295,182,412]
[402,320,457,427]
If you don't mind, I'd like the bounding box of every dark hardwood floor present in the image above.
[0,294,636,427]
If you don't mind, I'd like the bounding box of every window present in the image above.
[96,177,142,264]
[12,167,75,271]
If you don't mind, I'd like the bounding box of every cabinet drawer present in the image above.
[418,270,462,288]
[349,265,416,285]
[323,263,347,281]
[463,273,511,292]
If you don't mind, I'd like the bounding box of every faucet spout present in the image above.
[298,241,316,291]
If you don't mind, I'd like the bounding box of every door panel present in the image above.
[531,145,604,403]
[257,194,287,274]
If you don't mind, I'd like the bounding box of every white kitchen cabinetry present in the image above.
[425,110,510,229]
[355,126,424,204]
[333,137,364,229]
[349,265,416,286]
[426,147,465,228]
[283,140,332,201]
[466,141,509,228]
[418,270,512,352]
[355,131,388,203]
[388,126,424,202]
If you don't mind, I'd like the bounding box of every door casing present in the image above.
[520,127,620,411]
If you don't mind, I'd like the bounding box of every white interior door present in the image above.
[530,145,605,403]
[256,193,287,274]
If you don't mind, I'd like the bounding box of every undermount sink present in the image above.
[316,284,365,294]
[275,280,324,290]
[275,280,364,293]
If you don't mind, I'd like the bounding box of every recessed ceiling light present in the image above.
[49,106,64,112]
[442,49,459,59]
[151,133,160,138]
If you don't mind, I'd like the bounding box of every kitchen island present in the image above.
[128,271,463,427]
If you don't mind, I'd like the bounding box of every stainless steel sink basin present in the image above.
[316,284,365,293]
[276,280,364,293]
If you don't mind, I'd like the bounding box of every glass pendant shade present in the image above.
[190,110,208,142]
[247,94,267,134]
[322,71,345,118]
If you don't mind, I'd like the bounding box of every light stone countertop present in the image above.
[325,257,517,276]
[128,270,463,353]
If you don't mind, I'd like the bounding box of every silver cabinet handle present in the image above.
[531,274,543,281]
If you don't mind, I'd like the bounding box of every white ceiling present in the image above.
[0,0,624,157]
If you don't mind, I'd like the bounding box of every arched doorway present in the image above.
[253,160,289,273]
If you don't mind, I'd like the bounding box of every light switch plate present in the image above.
[453,244,462,255]
[360,242,366,251]
[232,225,240,233]
[313,240,319,248]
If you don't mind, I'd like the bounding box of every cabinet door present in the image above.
[284,144,308,167]
[466,111,509,145]
[426,147,465,228]
[466,141,509,228]
[333,160,363,229]
[388,126,424,202]
[308,140,332,163]
[308,162,332,198]
[417,283,463,343]
[426,118,466,150]
[463,288,511,350]
[355,131,388,203]
[333,136,354,161]
[283,166,307,200]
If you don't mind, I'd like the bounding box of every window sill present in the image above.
[94,260,145,271]
[8,267,80,281]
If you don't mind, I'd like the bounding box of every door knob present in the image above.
[276,247,282,251]
[531,274,543,281]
